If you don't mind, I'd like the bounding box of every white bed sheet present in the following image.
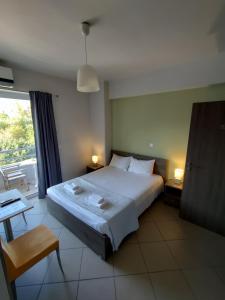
[82,166,164,216]
[47,166,163,248]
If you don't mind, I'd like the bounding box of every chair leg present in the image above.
[56,248,64,273]
[24,178,30,191]
[22,212,27,224]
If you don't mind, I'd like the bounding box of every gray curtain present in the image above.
[29,91,62,198]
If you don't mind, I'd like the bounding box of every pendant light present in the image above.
[77,22,100,93]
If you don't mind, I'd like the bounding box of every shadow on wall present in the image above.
[209,3,225,52]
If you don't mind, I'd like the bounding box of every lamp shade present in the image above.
[77,64,100,92]
[174,168,184,181]
[92,155,98,164]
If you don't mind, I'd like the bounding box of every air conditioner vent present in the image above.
[0,66,14,88]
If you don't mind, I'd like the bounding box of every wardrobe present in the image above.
[181,100,225,235]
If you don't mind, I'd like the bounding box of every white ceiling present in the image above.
[0,0,225,81]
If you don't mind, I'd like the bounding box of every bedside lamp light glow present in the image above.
[174,168,184,181]
[92,155,98,164]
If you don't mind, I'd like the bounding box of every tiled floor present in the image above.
[0,183,38,198]
[1,197,225,300]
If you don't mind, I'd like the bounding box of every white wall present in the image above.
[2,67,91,180]
[109,52,225,99]
[88,81,111,165]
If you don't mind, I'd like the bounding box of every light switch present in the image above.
[149,143,154,148]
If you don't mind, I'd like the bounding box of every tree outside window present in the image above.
[0,98,35,166]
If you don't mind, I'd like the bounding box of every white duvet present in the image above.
[47,166,163,250]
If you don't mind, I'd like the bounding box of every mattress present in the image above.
[47,166,163,245]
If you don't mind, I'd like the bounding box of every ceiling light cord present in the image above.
[77,21,100,92]
[84,35,88,65]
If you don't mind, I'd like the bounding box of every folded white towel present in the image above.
[87,193,104,205]
[74,187,83,195]
[70,182,79,190]
[96,200,107,210]
[64,184,83,195]
[64,183,79,191]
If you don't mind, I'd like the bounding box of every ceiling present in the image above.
[0,0,225,81]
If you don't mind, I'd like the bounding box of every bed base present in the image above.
[46,197,113,260]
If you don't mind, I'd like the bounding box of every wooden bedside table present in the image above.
[164,179,183,207]
[87,164,103,173]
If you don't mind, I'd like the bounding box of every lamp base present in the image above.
[174,179,183,185]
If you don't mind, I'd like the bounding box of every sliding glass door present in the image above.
[0,90,38,197]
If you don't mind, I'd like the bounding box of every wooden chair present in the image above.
[0,225,63,299]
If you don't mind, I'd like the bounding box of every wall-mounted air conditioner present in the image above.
[0,66,14,88]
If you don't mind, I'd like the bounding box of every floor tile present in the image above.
[10,196,225,300]
[16,258,49,286]
[204,239,225,267]
[27,199,47,215]
[59,227,85,249]
[17,285,41,300]
[139,209,154,223]
[150,202,180,223]
[168,239,225,268]
[0,222,4,232]
[137,221,163,242]
[13,230,27,239]
[115,274,155,300]
[50,228,62,237]
[39,281,77,300]
[150,270,194,300]
[183,268,225,300]
[77,277,115,300]
[167,240,207,268]
[157,220,222,241]
[80,248,114,279]
[15,214,45,231]
[44,248,82,283]
[140,242,178,272]
[41,214,63,229]
[113,244,147,275]
[0,230,6,241]
[214,267,225,283]
[121,231,138,245]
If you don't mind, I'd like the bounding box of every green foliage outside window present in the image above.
[0,101,35,166]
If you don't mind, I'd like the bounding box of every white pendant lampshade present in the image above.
[77,22,100,93]
[77,64,100,92]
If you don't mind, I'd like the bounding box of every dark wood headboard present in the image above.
[111,150,168,182]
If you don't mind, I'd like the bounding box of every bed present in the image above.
[47,150,168,259]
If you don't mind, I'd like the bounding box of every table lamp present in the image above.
[174,168,184,184]
[92,155,98,165]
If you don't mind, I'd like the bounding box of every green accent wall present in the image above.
[112,83,225,178]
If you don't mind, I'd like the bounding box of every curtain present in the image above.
[29,91,62,198]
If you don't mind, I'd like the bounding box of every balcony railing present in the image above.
[0,146,36,166]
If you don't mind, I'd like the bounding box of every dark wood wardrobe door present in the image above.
[180,101,225,235]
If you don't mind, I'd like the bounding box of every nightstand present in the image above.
[87,164,103,173]
[164,179,183,207]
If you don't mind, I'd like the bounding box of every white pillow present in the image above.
[128,157,155,175]
[109,154,131,171]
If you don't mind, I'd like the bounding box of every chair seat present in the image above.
[4,225,59,271]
